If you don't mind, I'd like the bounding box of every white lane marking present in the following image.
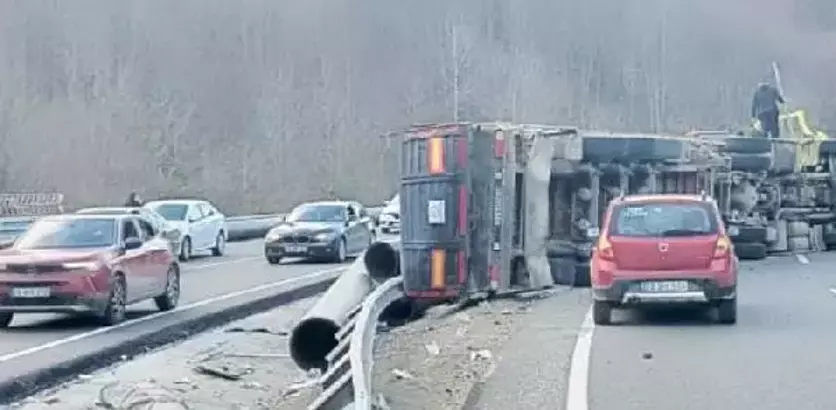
[566,307,595,410]
[795,254,810,265]
[0,266,345,363]
[181,256,260,271]
[828,288,836,297]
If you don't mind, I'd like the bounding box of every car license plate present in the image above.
[640,281,690,293]
[285,245,308,253]
[12,287,51,298]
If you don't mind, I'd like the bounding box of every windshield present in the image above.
[151,204,189,221]
[287,204,346,222]
[611,202,718,237]
[15,218,117,249]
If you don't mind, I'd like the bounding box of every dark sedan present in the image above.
[264,201,374,264]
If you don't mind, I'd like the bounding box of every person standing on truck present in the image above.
[124,192,143,207]
[751,81,785,138]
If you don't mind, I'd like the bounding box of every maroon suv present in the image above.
[0,214,180,327]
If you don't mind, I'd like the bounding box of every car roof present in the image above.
[42,213,126,222]
[145,199,203,206]
[298,200,350,207]
[614,194,711,205]
[78,206,143,214]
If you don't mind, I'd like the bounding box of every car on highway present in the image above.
[0,218,36,248]
[143,199,228,262]
[76,206,182,254]
[264,200,374,264]
[0,214,180,327]
[378,194,400,234]
[590,194,738,326]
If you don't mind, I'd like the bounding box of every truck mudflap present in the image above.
[523,133,555,288]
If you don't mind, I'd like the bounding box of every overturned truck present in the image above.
[397,121,836,301]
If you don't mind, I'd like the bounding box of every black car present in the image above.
[263,201,375,264]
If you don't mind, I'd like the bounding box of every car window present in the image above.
[122,218,141,241]
[287,204,347,222]
[137,218,157,240]
[610,202,718,237]
[152,204,189,221]
[15,217,117,249]
[187,205,202,222]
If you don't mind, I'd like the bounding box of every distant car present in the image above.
[0,214,180,327]
[143,200,227,262]
[590,194,738,326]
[264,201,374,264]
[76,207,182,254]
[378,194,400,234]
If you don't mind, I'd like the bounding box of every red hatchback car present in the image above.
[590,194,738,325]
[0,214,180,327]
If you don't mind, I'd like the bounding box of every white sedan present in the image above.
[144,199,228,261]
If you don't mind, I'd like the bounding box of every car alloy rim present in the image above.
[217,234,225,251]
[111,281,126,318]
[167,268,180,302]
[340,241,346,259]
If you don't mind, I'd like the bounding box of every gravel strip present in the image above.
[9,297,321,410]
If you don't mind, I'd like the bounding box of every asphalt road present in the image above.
[588,253,836,410]
[0,235,395,394]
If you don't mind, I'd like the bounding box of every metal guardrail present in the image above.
[308,276,404,410]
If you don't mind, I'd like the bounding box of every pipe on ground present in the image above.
[289,241,403,371]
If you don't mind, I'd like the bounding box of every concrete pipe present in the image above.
[364,241,400,280]
[289,257,374,371]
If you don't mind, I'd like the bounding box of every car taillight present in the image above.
[713,236,731,259]
[596,236,615,261]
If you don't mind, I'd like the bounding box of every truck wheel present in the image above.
[724,137,771,154]
[716,298,737,325]
[548,256,575,285]
[729,225,767,244]
[734,242,767,260]
[593,301,612,325]
[574,262,591,288]
[730,153,772,172]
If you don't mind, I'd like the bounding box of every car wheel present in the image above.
[0,312,13,328]
[592,300,612,325]
[100,275,127,326]
[334,238,347,263]
[717,298,737,324]
[212,232,225,257]
[154,265,180,312]
[267,256,282,265]
[179,237,192,262]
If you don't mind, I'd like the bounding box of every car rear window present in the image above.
[610,202,718,237]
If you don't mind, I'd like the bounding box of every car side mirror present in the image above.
[124,236,143,250]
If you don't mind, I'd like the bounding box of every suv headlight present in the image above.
[63,261,101,271]
[314,232,335,242]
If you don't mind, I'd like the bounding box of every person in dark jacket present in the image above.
[124,192,143,207]
[751,82,785,138]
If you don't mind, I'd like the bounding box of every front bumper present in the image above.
[265,239,339,259]
[593,278,736,305]
[0,271,111,314]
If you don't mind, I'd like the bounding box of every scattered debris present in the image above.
[470,349,493,361]
[283,379,319,397]
[224,353,290,359]
[391,369,415,380]
[424,341,440,356]
[225,326,288,336]
[642,352,653,360]
[194,363,251,381]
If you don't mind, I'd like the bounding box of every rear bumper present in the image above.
[593,277,736,305]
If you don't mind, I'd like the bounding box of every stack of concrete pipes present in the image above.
[288,241,413,371]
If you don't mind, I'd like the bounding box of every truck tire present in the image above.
[548,256,576,286]
[583,135,686,163]
[730,153,772,172]
[734,242,767,260]
[574,262,591,288]
[728,225,767,244]
[787,221,810,237]
[788,236,811,252]
[819,140,836,156]
[724,137,771,154]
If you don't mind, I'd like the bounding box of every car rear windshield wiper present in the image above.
[660,229,712,237]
